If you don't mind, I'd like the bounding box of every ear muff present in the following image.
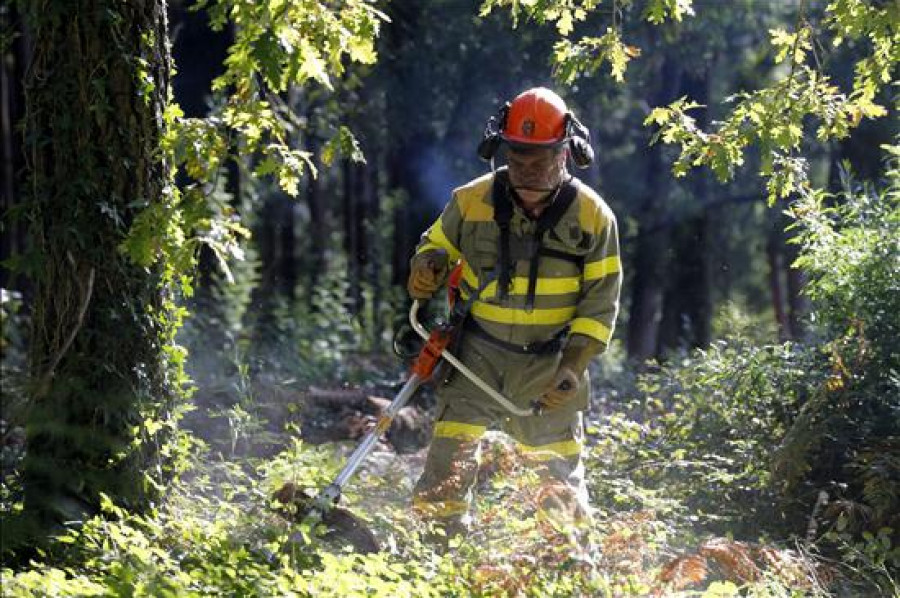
[477,103,510,162]
[566,114,594,169]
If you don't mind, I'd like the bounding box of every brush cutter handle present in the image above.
[409,300,538,417]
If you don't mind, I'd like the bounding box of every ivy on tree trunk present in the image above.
[18,0,183,544]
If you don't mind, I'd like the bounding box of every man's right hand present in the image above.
[407,249,449,299]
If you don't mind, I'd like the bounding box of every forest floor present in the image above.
[1,361,887,596]
[174,369,849,597]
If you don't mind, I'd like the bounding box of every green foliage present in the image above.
[479,0,600,36]
[9,0,385,546]
[322,125,367,167]
[0,289,28,422]
[590,340,818,538]
[644,0,896,201]
[10,1,194,539]
[586,146,900,594]
[0,428,837,596]
[198,0,384,186]
[553,28,640,84]
[122,0,385,292]
[0,442,476,596]
[643,0,694,25]
[484,0,896,201]
[710,300,779,346]
[230,239,399,385]
[479,0,694,81]
[6,2,898,595]
[1,290,28,516]
[480,0,648,81]
[789,149,900,369]
[201,0,383,93]
[828,524,900,595]
[771,148,900,548]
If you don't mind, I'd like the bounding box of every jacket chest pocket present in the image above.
[468,224,499,275]
[540,226,589,278]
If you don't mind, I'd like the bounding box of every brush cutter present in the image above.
[279,265,553,550]
[302,298,539,518]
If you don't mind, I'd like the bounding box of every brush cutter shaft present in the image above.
[329,373,424,496]
[410,300,536,417]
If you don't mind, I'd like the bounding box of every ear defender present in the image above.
[477,103,510,162]
[566,114,594,169]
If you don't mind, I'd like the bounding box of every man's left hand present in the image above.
[539,366,580,411]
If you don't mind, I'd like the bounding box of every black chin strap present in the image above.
[512,185,559,193]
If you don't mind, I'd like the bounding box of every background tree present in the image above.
[11,0,182,549]
[1,3,30,293]
[5,0,386,553]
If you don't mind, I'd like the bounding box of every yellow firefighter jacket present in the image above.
[413,168,622,352]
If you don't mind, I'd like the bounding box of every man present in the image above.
[407,87,622,549]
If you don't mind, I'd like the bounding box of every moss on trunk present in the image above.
[19,0,181,538]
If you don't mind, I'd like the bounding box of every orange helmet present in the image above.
[477,87,594,167]
[501,87,569,148]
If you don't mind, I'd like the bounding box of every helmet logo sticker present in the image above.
[521,119,535,137]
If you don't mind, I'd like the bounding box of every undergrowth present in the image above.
[0,432,844,598]
[2,152,897,596]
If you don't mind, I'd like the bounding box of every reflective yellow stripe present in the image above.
[570,317,612,343]
[463,262,580,297]
[412,498,469,517]
[511,276,580,295]
[584,256,621,281]
[471,302,576,325]
[419,219,461,263]
[434,421,486,441]
[518,439,581,461]
[462,262,479,288]
[419,242,442,253]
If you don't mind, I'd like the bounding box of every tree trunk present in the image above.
[1,4,30,293]
[657,68,713,356]
[658,210,713,354]
[280,199,298,302]
[343,159,362,313]
[255,199,279,298]
[784,229,807,339]
[626,190,666,363]
[382,1,433,289]
[20,0,179,541]
[626,56,681,363]
[368,155,383,348]
[304,132,325,309]
[767,228,791,341]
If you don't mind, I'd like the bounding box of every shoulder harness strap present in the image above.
[492,173,581,312]
[492,171,514,302]
[526,180,579,311]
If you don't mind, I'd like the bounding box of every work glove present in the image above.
[539,334,604,411]
[407,248,449,299]
[540,366,581,411]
